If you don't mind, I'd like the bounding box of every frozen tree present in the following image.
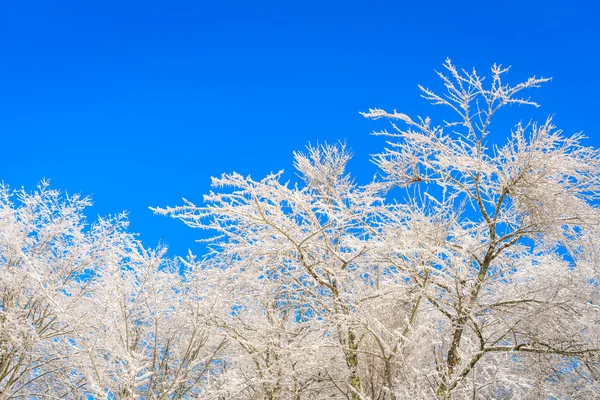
[0,181,120,398]
[157,61,600,399]
[361,60,600,398]
[78,244,226,399]
[154,144,386,399]
[3,60,599,399]
[0,183,224,399]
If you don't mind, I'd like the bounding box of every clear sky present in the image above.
[1,1,598,256]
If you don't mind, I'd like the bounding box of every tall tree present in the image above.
[155,144,385,398]
[158,61,600,399]
[3,60,600,399]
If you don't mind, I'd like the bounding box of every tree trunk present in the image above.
[347,329,361,400]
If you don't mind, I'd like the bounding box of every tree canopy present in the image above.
[2,61,600,399]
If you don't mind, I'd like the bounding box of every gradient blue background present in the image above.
[1,1,598,256]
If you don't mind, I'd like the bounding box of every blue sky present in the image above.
[1,1,598,256]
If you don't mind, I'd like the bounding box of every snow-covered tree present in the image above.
[0,182,120,398]
[157,60,600,399]
[3,60,600,399]
[155,144,384,398]
[362,60,600,398]
[0,183,224,399]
